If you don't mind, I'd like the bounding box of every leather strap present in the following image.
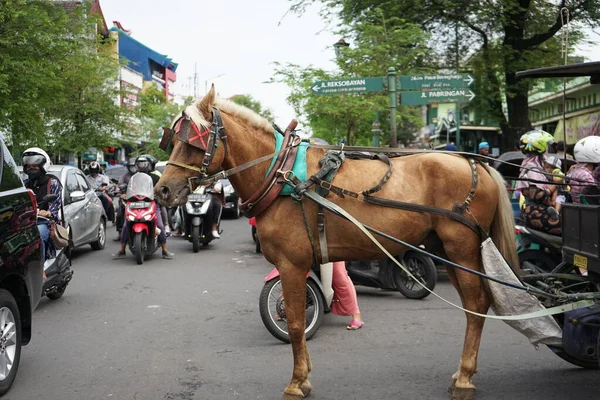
[317,207,329,264]
[240,120,299,218]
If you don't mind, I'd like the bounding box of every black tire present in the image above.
[135,232,144,265]
[232,198,241,219]
[251,226,257,243]
[255,237,261,254]
[90,219,106,250]
[0,289,22,396]
[519,249,557,273]
[259,277,324,343]
[47,286,66,300]
[192,225,200,253]
[393,252,437,299]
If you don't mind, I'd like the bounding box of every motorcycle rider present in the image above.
[22,147,63,261]
[113,158,138,241]
[515,130,561,235]
[568,136,600,203]
[143,154,171,237]
[112,155,174,259]
[209,181,224,238]
[118,157,137,186]
[87,161,115,223]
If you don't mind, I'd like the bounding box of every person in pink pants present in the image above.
[330,261,364,330]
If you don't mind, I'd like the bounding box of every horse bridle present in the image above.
[161,107,228,190]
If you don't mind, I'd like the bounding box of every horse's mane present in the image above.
[183,97,273,133]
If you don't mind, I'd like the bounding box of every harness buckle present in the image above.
[278,170,296,183]
[319,181,332,191]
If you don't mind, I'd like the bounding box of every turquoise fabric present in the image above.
[266,131,308,195]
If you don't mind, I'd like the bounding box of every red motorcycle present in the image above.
[124,173,159,265]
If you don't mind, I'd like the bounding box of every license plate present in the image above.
[573,254,588,270]
[129,201,150,209]
[188,194,206,202]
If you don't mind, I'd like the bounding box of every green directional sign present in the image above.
[398,74,474,90]
[400,89,475,105]
[312,77,384,95]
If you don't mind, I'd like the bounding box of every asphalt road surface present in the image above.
[5,218,598,400]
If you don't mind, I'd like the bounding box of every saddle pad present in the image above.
[266,130,308,195]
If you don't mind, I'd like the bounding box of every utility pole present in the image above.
[187,77,193,97]
[193,63,198,98]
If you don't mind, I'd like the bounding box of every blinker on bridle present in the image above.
[160,107,227,192]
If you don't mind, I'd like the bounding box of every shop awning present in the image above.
[553,111,600,144]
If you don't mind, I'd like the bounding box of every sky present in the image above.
[98,0,600,128]
[99,0,339,127]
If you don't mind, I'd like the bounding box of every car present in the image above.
[0,139,44,395]
[104,164,127,183]
[221,178,241,218]
[19,165,107,251]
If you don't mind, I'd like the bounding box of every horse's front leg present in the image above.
[279,260,313,399]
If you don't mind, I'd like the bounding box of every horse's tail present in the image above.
[482,163,519,272]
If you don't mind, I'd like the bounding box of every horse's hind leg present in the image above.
[278,261,313,399]
[440,231,491,400]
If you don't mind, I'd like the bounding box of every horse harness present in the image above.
[161,113,486,264]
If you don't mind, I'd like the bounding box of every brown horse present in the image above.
[157,86,518,400]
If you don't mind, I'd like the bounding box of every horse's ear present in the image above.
[198,84,216,117]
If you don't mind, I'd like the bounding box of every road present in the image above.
[5,218,597,400]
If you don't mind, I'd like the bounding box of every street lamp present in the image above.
[205,73,226,95]
[333,38,350,59]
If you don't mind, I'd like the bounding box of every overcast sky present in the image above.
[99,0,339,127]
[99,0,599,127]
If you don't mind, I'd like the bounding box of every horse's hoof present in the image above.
[300,380,313,397]
[282,388,305,400]
[451,387,476,400]
[281,393,304,400]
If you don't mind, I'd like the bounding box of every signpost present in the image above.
[311,71,476,148]
[398,74,474,90]
[399,89,476,106]
[311,77,384,95]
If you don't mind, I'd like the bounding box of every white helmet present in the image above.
[573,136,600,164]
[213,181,223,194]
[22,147,52,169]
[544,154,562,169]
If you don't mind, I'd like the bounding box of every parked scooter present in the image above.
[259,253,437,343]
[515,224,562,273]
[124,173,159,265]
[38,194,73,300]
[346,251,437,299]
[181,186,222,252]
[259,263,332,343]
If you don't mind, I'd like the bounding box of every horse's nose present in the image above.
[159,186,171,201]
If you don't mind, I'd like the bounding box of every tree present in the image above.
[289,0,599,150]
[0,0,135,159]
[229,94,275,121]
[137,85,181,160]
[269,10,426,146]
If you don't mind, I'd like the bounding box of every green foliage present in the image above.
[269,10,427,146]
[138,85,180,161]
[0,0,135,157]
[229,94,275,121]
[289,0,600,150]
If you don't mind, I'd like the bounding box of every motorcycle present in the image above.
[515,224,562,273]
[259,263,332,343]
[38,194,73,300]
[346,251,437,299]
[259,252,437,343]
[181,186,222,252]
[249,217,260,253]
[124,173,159,265]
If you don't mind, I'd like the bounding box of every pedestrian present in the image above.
[331,261,364,330]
